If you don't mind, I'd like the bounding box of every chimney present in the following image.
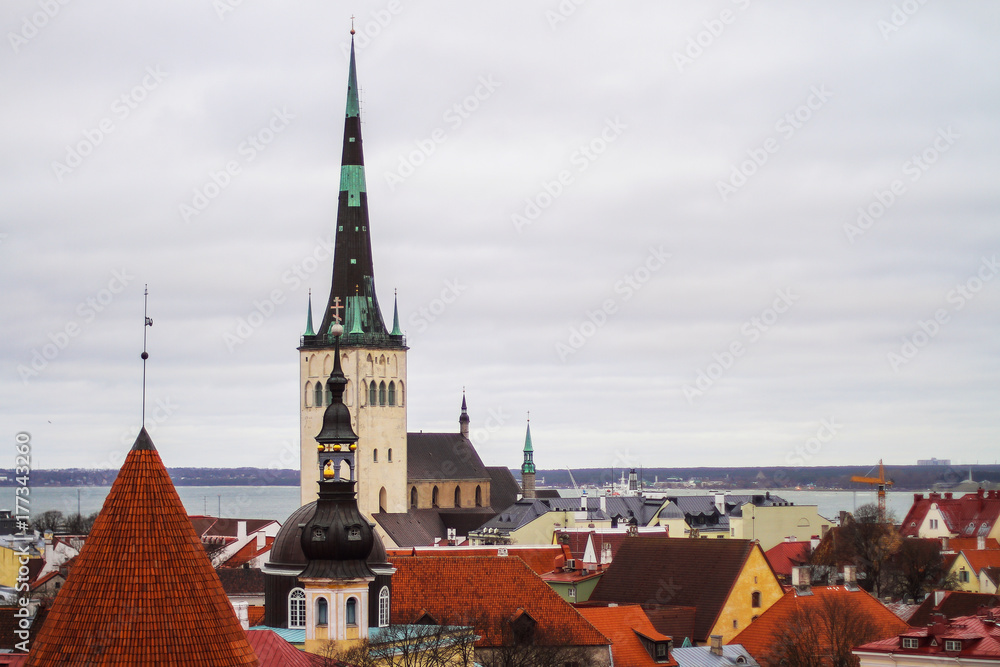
[944,492,953,500]
[710,635,723,656]
[580,490,588,511]
[256,531,266,550]
[978,535,986,550]
[810,535,820,551]
[232,601,249,630]
[715,494,726,514]
[791,566,811,589]
[934,590,946,606]
[942,536,949,552]
[843,565,857,585]
[600,495,606,513]
[237,520,247,543]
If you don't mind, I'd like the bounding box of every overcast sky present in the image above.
[2,1,998,475]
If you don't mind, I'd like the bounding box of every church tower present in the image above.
[299,32,407,516]
[521,418,536,500]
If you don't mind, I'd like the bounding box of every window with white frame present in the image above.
[902,638,919,649]
[378,586,390,627]
[288,588,306,628]
[945,640,961,652]
[346,597,358,626]
[929,519,938,529]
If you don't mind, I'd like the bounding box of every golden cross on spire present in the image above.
[350,15,356,35]
[330,297,343,324]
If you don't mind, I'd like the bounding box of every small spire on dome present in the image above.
[304,289,316,336]
[390,288,403,336]
[350,14,356,35]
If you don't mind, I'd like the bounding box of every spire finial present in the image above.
[141,285,153,426]
[350,15,356,35]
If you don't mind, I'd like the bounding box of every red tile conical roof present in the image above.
[27,428,259,666]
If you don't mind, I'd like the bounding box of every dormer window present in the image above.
[347,525,361,541]
[945,640,961,652]
[902,638,919,649]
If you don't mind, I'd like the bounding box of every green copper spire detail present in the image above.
[304,291,315,336]
[346,36,360,119]
[347,295,364,335]
[521,421,535,474]
[390,290,402,336]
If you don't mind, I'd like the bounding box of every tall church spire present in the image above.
[319,33,396,343]
[521,416,536,499]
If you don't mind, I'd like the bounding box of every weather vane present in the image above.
[141,285,153,426]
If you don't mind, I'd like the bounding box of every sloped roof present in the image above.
[909,591,1000,626]
[374,509,446,547]
[25,429,258,666]
[858,611,1000,658]
[245,629,326,666]
[387,545,567,575]
[589,536,759,642]
[643,606,699,643]
[731,586,908,666]
[486,466,520,510]
[672,644,761,667]
[764,541,811,577]
[407,433,490,481]
[578,605,676,667]
[389,556,609,648]
[557,530,652,563]
[964,550,1000,575]
[218,567,265,596]
[901,490,1000,538]
[223,537,275,568]
[946,538,1000,551]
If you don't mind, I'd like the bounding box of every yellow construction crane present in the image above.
[851,459,893,521]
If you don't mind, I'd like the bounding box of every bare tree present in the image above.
[885,538,958,602]
[32,510,64,533]
[812,504,900,598]
[61,511,99,535]
[322,624,476,667]
[767,591,891,667]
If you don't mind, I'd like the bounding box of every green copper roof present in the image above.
[347,295,365,335]
[304,292,315,336]
[521,422,535,474]
[390,291,403,336]
[340,164,366,208]
[346,37,360,119]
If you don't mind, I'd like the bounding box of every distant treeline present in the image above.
[0,467,300,487]
[529,465,1000,491]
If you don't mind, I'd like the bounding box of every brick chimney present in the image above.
[792,566,811,591]
[710,635,723,656]
[978,535,986,550]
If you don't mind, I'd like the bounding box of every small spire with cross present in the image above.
[329,296,343,324]
[350,15,356,35]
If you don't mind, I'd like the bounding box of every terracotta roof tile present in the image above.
[246,629,326,666]
[388,556,609,648]
[901,491,1000,538]
[764,541,811,577]
[578,605,677,667]
[964,550,1000,575]
[386,545,566,575]
[223,537,274,568]
[731,586,908,666]
[25,429,258,666]
[909,591,1000,626]
[589,536,760,643]
[858,610,1000,658]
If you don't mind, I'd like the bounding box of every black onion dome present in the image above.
[299,481,375,579]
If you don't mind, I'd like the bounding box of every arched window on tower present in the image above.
[475,485,482,507]
[314,382,324,408]
[388,448,393,462]
[373,449,378,463]
[387,381,396,406]
[379,381,386,406]
[432,486,439,508]
[345,597,358,627]
[369,382,377,406]
[323,354,333,376]
[378,586,390,627]
[379,487,387,513]
[366,354,374,376]
[316,597,328,626]
[751,591,761,608]
[304,382,312,408]
[410,486,417,508]
[288,588,306,629]
[454,486,462,508]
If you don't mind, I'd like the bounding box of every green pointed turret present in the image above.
[521,422,535,475]
[347,295,364,335]
[304,291,315,336]
[390,290,403,336]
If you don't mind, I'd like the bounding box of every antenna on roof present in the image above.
[141,285,153,426]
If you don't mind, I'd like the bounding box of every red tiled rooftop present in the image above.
[909,591,1000,626]
[764,541,811,577]
[946,538,1000,551]
[964,550,1000,575]
[732,586,908,667]
[578,605,677,667]
[386,544,569,575]
[901,490,1000,538]
[224,537,275,568]
[389,556,609,648]
[26,428,258,666]
[246,630,325,666]
[858,610,1000,658]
